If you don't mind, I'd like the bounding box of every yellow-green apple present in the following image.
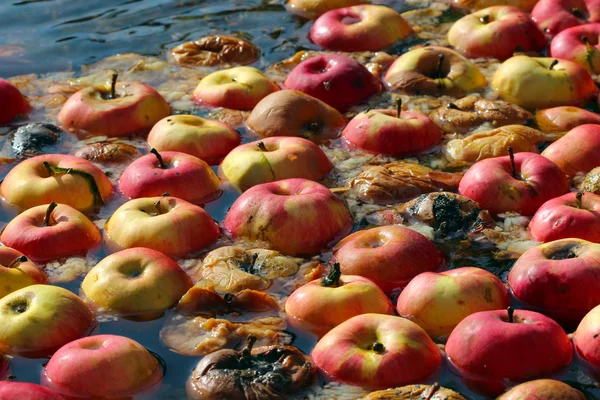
[220,137,332,192]
[284,263,394,335]
[551,23,600,73]
[0,382,65,400]
[246,90,345,141]
[311,313,442,390]
[119,149,220,203]
[497,379,586,399]
[0,78,30,125]
[310,5,412,52]
[448,6,546,60]
[492,56,598,110]
[542,124,600,177]
[397,267,509,340]
[384,46,487,96]
[82,247,193,319]
[223,178,353,256]
[445,308,572,396]
[193,66,279,110]
[58,73,170,137]
[42,334,163,398]
[529,192,600,242]
[535,106,600,132]
[105,196,220,258]
[148,114,240,165]
[285,0,367,19]
[0,284,95,357]
[532,0,600,37]
[451,0,538,12]
[0,247,47,299]
[1,202,102,262]
[333,225,445,293]
[0,154,113,212]
[283,54,381,110]
[573,304,600,374]
[342,104,442,156]
[458,150,570,216]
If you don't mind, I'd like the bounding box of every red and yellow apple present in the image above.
[0,78,30,125]
[0,382,65,400]
[497,379,586,399]
[532,0,600,37]
[450,0,538,11]
[0,247,47,299]
[574,304,600,374]
[551,23,600,74]
[535,106,600,132]
[542,124,600,177]
[285,0,367,19]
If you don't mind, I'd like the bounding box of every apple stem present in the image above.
[150,148,166,169]
[508,306,514,323]
[576,192,583,209]
[241,335,257,358]
[110,72,118,99]
[479,15,489,24]
[582,36,592,49]
[548,59,559,70]
[396,98,402,118]
[371,342,385,353]
[257,141,267,152]
[321,263,341,287]
[223,293,235,303]
[7,255,27,269]
[424,383,441,400]
[44,202,58,227]
[507,146,517,179]
[42,161,104,208]
[436,54,444,80]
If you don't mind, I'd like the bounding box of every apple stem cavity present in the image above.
[371,342,385,353]
[7,255,27,269]
[507,306,514,323]
[507,146,517,179]
[44,201,58,227]
[154,199,163,215]
[576,192,584,209]
[321,263,341,287]
[257,141,268,152]
[479,15,489,24]
[396,98,402,118]
[548,59,559,70]
[150,148,166,169]
[42,161,104,208]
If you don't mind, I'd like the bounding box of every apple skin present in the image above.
[0,247,47,299]
[58,80,170,137]
[0,284,95,358]
[529,192,600,243]
[223,178,353,256]
[311,313,442,390]
[342,109,442,156]
[458,152,570,216]
[0,154,113,212]
[573,304,600,374]
[220,136,332,192]
[1,203,102,262]
[397,267,510,340]
[0,382,65,400]
[551,23,600,74]
[0,78,30,125]
[119,150,220,203]
[450,0,538,12]
[285,0,367,19]
[193,66,279,110]
[497,379,586,400]
[492,56,598,110]
[542,124,600,177]
[310,5,412,52]
[283,54,382,110]
[535,106,600,132]
[532,0,600,37]
[82,247,193,319]
[105,196,220,258]
[448,6,546,60]
[445,309,572,396]
[333,225,445,294]
[42,334,163,399]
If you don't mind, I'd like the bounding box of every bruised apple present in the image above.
[497,379,585,400]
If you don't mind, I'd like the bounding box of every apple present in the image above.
[119,149,220,203]
[551,23,600,74]
[245,90,345,141]
[0,247,47,299]
[1,202,102,262]
[333,225,445,294]
[105,196,220,258]
[573,304,600,374]
[285,263,394,335]
[397,267,510,340]
[542,124,600,177]
[532,0,600,37]
[42,334,163,398]
[0,382,65,400]
[147,114,240,166]
[497,379,586,399]
[285,0,367,19]
[492,56,598,110]
[363,384,468,399]
[283,53,382,110]
[220,136,332,192]
[169,35,260,67]
[450,0,538,12]
[0,284,95,357]
[310,5,412,52]
[446,308,572,396]
[342,102,442,156]
[384,46,487,96]
[535,106,600,132]
[311,313,442,390]
[0,78,30,125]
[448,6,546,60]
[58,72,170,137]
[223,178,353,256]
[0,154,113,212]
[458,150,570,216]
[192,66,279,110]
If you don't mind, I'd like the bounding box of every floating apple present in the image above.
[0,382,65,400]
[169,35,260,67]
[532,0,600,37]
[542,124,600,177]
[497,379,586,399]
[573,304,600,375]
[0,78,30,125]
[285,0,367,19]
[535,106,600,132]
[450,0,538,12]
[551,23,600,74]
[0,247,47,299]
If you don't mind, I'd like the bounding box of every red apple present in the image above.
[311,313,442,390]
[574,304,600,374]
[0,247,47,299]
[497,379,586,399]
[0,78,30,125]
[0,382,65,400]
[535,106,600,132]
[532,0,600,37]
[542,124,600,177]
[551,23,600,73]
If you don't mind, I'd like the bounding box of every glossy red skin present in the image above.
[532,0,600,37]
[283,54,382,110]
[333,225,445,293]
[529,192,600,243]
[0,79,30,125]
[446,309,572,395]
[458,152,569,216]
[448,6,546,60]
[508,238,600,325]
[0,382,64,400]
[542,124,600,177]
[342,109,442,156]
[223,178,353,256]
[551,23,600,73]
[119,151,219,203]
[574,304,600,370]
